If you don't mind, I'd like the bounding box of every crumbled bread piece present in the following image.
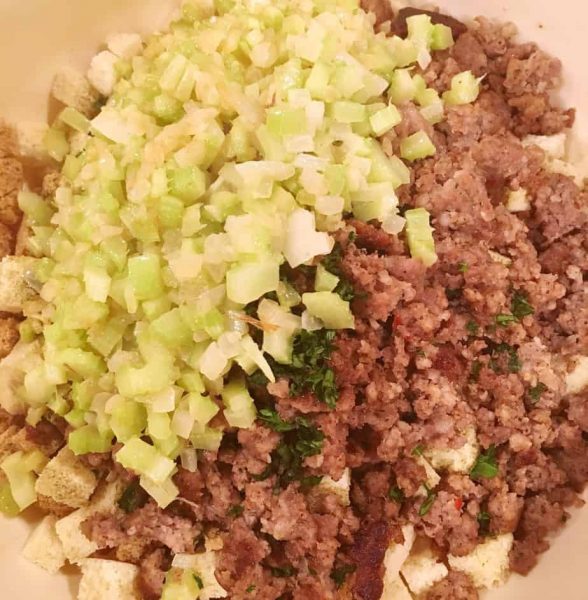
[424,427,479,474]
[115,537,150,564]
[42,171,62,198]
[15,122,49,160]
[15,218,31,256]
[78,558,140,600]
[52,67,101,117]
[317,467,351,506]
[87,51,119,97]
[22,514,66,574]
[0,316,20,358]
[382,525,415,585]
[0,222,15,257]
[401,546,449,595]
[0,256,38,312]
[107,33,143,59]
[0,340,42,414]
[0,156,23,228]
[37,493,75,518]
[0,424,20,463]
[566,356,588,394]
[382,576,412,600]
[448,534,514,589]
[0,121,18,158]
[172,549,228,600]
[35,447,98,508]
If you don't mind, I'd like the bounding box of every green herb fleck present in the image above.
[495,313,518,327]
[469,360,482,382]
[445,287,463,301]
[246,585,256,594]
[470,445,499,479]
[299,475,323,490]
[118,479,148,514]
[489,343,521,374]
[259,408,298,432]
[270,565,297,578]
[477,511,491,536]
[458,261,470,273]
[193,575,204,590]
[419,486,437,516]
[528,382,547,403]
[388,486,405,504]
[227,504,244,518]
[511,291,534,320]
[466,320,479,336]
[412,444,424,456]
[331,564,357,589]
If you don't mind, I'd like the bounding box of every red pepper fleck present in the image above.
[454,497,463,511]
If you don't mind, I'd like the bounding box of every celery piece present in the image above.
[62,155,82,181]
[148,411,173,441]
[267,108,307,136]
[17,191,53,225]
[128,254,164,300]
[64,408,87,429]
[400,131,436,162]
[226,258,279,305]
[258,299,301,364]
[191,426,224,451]
[151,308,193,347]
[315,264,339,292]
[153,94,184,124]
[62,295,109,330]
[161,568,201,600]
[18,320,36,344]
[0,452,40,511]
[116,361,174,398]
[48,394,70,417]
[140,475,179,509]
[405,207,438,267]
[369,105,402,136]
[44,127,69,162]
[222,378,256,429]
[388,69,417,105]
[111,400,148,442]
[88,314,131,357]
[302,292,355,329]
[329,101,367,124]
[0,481,20,517]
[68,425,113,455]
[168,166,207,205]
[305,62,332,100]
[58,107,91,133]
[143,296,173,322]
[101,237,128,273]
[116,437,176,483]
[443,71,480,106]
[58,348,106,379]
[187,392,219,425]
[84,265,111,303]
[178,371,205,394]
[72,380,98,411]
[431,24,454,51]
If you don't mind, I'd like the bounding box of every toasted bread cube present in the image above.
[0,256,38,313]
[381,576,412,600]
[78,558,140,600]
[448,534,513,589]
[56,479,125,563]
[424,427,479,474]
[172,546,228,599]
[16,122,49,160]
[107,33,143,59]
[35,447,97,509]
[52,68,100,117]
[317,468,351,506]
[382,525,415,585]
[566,356,588,394]
[401,546,448,595]
[22,514,66,573]
[87,51,119,97]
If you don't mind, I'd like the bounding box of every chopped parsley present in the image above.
[528,382,547,403]
[118,479,148,514]
[227,504,244,518]
[320,241,358,303]
[388,486,405,504]
[466,320,479,336]
[469,360,482,382]
[445,287,463,301]
[458,261,470,273]
[193,575,204,590]
[477,511,491,536]
[511,291,534,320]
[331,564,357,588]
[270,565,297,578]
[470,445,499,479]
[419,485,437,517]
[489,342,521,374]
[495,313,518,327]
[254,411,325,489]
[246,585,256,593]
[250,329,339,408]
[412,444,424,456]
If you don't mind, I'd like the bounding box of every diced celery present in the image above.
[140,475,179,509]
[315,264,339,292]
[405,207,438,267]
[128,255,165,300]
[84,265,111,303]
[17,191,53,225]
[302,292,355,329]
[178,371,205,394]
[161,567,201,600]
[0,451,44,511]
[305,62,332,100]
[400,131,436,162]
[153,94,184,124]
[187,392,219,425]
[168,166,207,205]
[190,426,223,451]
[44,127,69,162]
[148,411,172,441]
[58,107,91,133]
[222,378,256,429]
[388,69,417,105]
[226,258,279,305]
[258,298,301,364]
[58,348,105,378]
[431,24,454,51]
[111,400,147,442]
[329,101,367,124]
[0,481,20,517]
[151,308,193,347]
[267,108,307,136]
[369,105,402,136]
[143,296,173,321]
[158,195,185,229]
[115,437,176,483]
[443,71,481,106]
[88,314,131,357]
[72,380,97,411]
[116,359,174,398]
[64,408,86,429]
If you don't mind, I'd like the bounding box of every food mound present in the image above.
[0,1,586,599]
